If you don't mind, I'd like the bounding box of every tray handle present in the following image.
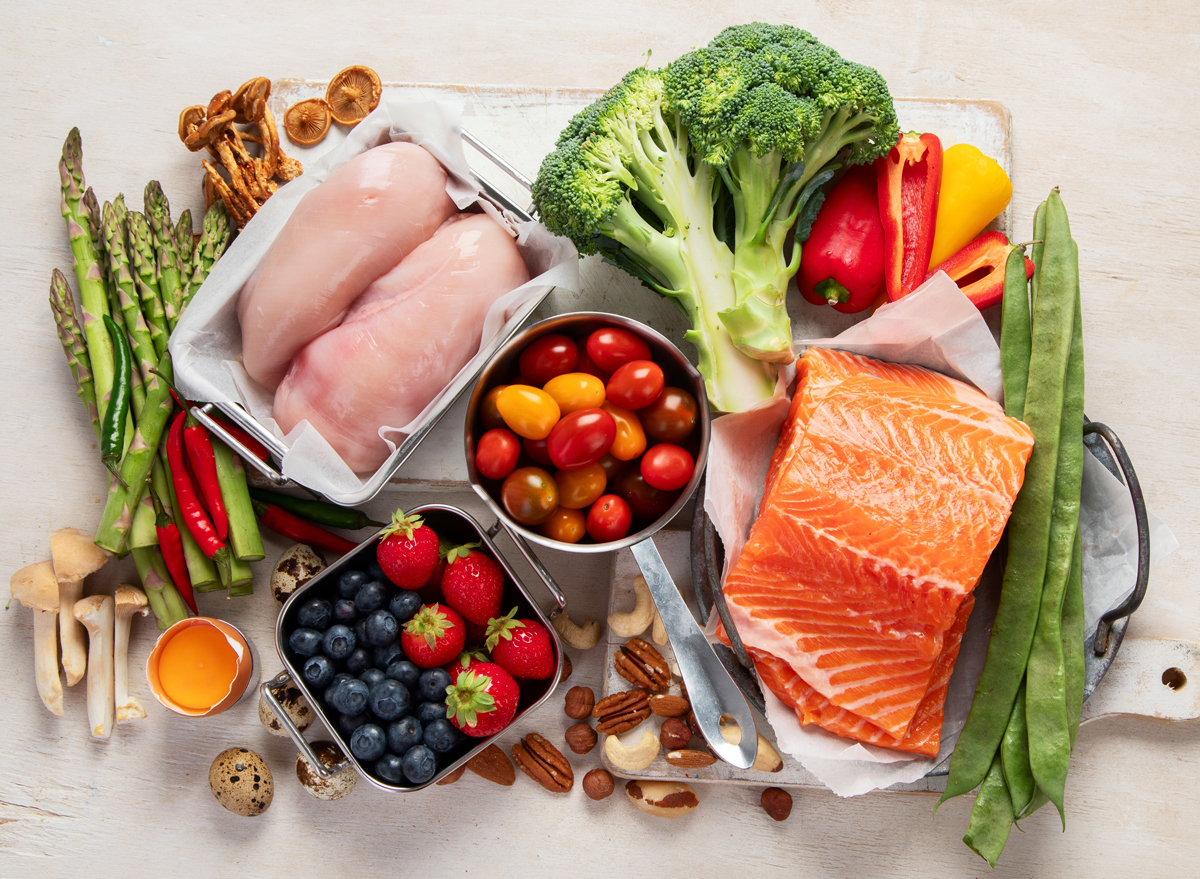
[192,403,291,486]
[260,671,356,781]
[487,519,566,619]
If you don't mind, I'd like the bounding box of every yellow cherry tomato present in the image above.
[496,385,561,440]
[543,372,606,415]
[554,464,607,509]
[602,401,647,461]
[539,507,587,544]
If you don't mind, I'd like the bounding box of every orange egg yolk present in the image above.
[158,625,239,710]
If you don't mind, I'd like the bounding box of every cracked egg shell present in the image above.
[258,684,314,737]
[296,740,357,800]
[209,747,273,816]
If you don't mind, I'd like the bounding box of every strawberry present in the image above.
[440,543,504,627]
[415,535,454,602]
[445,660,520,738]
[400,603,465,668]
[376,509,439,589]
[486,608,555,680]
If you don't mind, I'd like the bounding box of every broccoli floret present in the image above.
[665,23,900,361]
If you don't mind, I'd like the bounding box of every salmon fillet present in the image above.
[723,348,1031,744]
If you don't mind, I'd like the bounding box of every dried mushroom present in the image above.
[232,77,271,124]
[326,65,381,126]
[284,98,333,145]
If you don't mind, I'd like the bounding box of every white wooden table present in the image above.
[3,3,1198,876]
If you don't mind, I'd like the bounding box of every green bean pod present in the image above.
[1000,246,1032,419]
[100,314,132,478]
[1000,678,1036,817]
[1030,200,1048,303]
[1063,527,1086,751]
[963,753,1015,868]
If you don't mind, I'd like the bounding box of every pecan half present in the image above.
[592,689,651,735]
[512,733,573,793]
[614,638,670,692]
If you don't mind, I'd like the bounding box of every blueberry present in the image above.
[364,609,398,647]
[385,660,421,690]
[288,627,323,658]
[387,716,423,754]
[416,700,447,726]
[321,624,356,660]
[302,654,336,689]
[369,679,411,721]
[358,668,387,689]
[365,557,387,584]
[374,642,404,669]
[375,753,406,784]
[337,569,369,599]
[344,648,372,676]
[338,711,372,734]
[354,580,390,614]
[422,718,461,754]
[324,673,354,705]
[296,598,333,631]
[353,619,369,648]
[330,678,369,715]
[388,590,422,623]
[418,667,453,703]
[402,744,437,784]
[331,599,359,625]
[350,723,388,762]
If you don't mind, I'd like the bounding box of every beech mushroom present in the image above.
[51,527,110,687]
[10,561,64,716]
[326,65,382,126]
[232,77,271,124]
[284,99,333,146]
[114,585,149,722]
[74,594,115,738]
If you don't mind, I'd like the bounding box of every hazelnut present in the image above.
[564,722,598,755]
[564,685,595,720]
[660,716,693,750]
[687,710,703,739]
[760,787,793,822]
[559,652,573,683]
[583,768,615,801]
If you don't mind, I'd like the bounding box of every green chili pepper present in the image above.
[100,314,132,480]
[248,487,385,531]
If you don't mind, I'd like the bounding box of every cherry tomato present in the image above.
[480,385,509,431]
[539,507,587,544]
[547,408,616,471]
[501,466,559,526]
[587,494,632,542]
[614,468,679,520]
[596,453,626,483]
[554,464,607,509]
[601,402,647,461]
[475,428,520,480]
[586,327,652,374]
[519,334,578,385]
[575,347,611,383]
[640,443,694,491]
[640,387,699,443]
[606,360,665,410]
[543,372,606,414]
[496,385,561,440]
[522,435,554,467]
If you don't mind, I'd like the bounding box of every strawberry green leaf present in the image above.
[446,670,498,728]
[484,607,525,652]
[380,508,424,540]
[445,542,482,564]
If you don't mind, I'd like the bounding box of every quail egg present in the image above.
[209,747,273,816]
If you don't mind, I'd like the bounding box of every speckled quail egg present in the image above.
[271,544,326,604]
[209,747,273,816]
[258,684,314,737]
[296,740,358,800]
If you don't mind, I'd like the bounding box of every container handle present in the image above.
[259,672,351,780]
[488,519,566,619]
[192,403,291,487]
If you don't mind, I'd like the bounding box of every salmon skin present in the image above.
[723,348,1032,748]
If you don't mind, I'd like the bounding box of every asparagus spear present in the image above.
[82,186,104,258]
[49,269,101,442]
[145,182,184,334]
[131,546,189,631]
[127,211,169,359]
[213,437,264,562]
[101,199,156,409]
[175,209,194,307]
[184,202,232,311]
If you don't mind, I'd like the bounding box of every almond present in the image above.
[664,749,717,768]
[648,694,690,717]
[467,744,516,786]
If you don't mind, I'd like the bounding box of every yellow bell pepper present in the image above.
[927,144,1013,270]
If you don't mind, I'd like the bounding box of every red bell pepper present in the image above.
[798,167,885,314]
[927,230,1034,311]
[876,132,943,301]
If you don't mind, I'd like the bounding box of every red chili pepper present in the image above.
[182,411,229,541]
[876,132,943,301]
[252,500,359,555]
[799,167,886,314]
[149,486,197,615]
[212,416,271,463]
[927,230,1035,311]
[167,410,228,562]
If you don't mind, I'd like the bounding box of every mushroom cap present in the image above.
[50,528,111,585]
[179,105,207,143]
[283,99,333,146]
[73,593,113,624]
[10,561,59,612]
[207,90,233,117]
[232,77,271,124]
[184,110,236,152]
[325,66,382,126]
[115,584,149,614]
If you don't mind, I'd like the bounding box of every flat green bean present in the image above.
[964,753,1015,868]
[1001,246,1032,418]
[1031,200,1048,302]
[1001,678,1036,816]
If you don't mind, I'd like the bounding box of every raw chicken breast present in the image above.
[238,142,456,390]
[273,213,531,473]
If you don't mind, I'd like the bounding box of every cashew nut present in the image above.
[651,608,668,646]
[608,575,654,638]
[552,611,601,650]
[604,729,660,771]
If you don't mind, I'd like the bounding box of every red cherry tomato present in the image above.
[475,428,520,480]
[554,464,607,509]
[640,387,699,443]
[546,408,616,471]
[522,435,554,467]
[606,360,665,410]
[614,468,678,520]
[539,507,587,544]
[596,453,626,483]
[586,328,652,374]
[480,385,509,431]
[518,334,579,385]
[501,467,559,526]
[587,494,632,542]
[640,443,694,491]
[575,347,611,383]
